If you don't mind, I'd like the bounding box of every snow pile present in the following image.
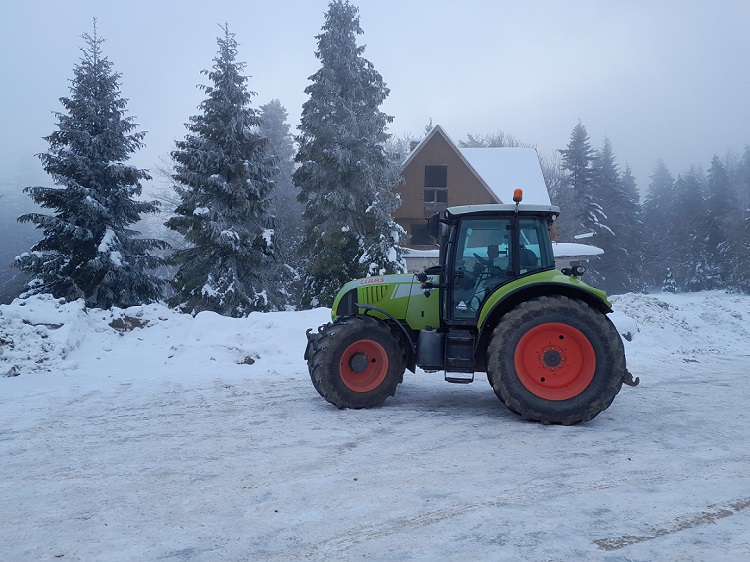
[1,294,329,381]
[0,294,91,377]
[611,290,750,359]
[3,290,750,380]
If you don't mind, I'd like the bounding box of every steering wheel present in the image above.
[473,252,493,267]
[473,253,505,274]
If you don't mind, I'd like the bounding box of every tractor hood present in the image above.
[331,273,440,330]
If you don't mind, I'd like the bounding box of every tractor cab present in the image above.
[426,193,560,324]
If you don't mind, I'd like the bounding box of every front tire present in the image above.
[308,315,406,409]
[487,296,625,424]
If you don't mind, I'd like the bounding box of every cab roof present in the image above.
[446,203,561,218]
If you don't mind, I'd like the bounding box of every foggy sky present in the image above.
[1,0,749,197]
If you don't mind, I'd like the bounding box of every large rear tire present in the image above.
[308,315,406,409]
[487,295,625,425]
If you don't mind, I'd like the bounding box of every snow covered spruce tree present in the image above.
[258,100,303,271]
[294,0,404,308]
[735,147,750,293]
[642,159,677,288]
[703,155,735,288]
[556,121,596,241]
[556,123,614,288]
[589,138,645,294]
[672,168,707,291]
[14,26,164,308]
[166,25,280,317]
[619,165,646,290]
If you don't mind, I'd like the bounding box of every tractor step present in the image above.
[445,371,475,384]
[444,330,475,374]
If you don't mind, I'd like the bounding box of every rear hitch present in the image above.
[623,369,640,387]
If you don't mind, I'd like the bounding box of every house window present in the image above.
[424,165,448,215]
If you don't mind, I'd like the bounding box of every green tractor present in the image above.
[304,190,638,424]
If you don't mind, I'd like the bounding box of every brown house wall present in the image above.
[395,133,499,248]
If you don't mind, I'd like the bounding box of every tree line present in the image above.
[548,122,750,295]
[9,1,750,316]
[13,2,404,316]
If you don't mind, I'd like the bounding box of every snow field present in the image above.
[1,292,749,560]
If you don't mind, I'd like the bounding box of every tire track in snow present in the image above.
[593,497,750,550]
[307,474,702,558]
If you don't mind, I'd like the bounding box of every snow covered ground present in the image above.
[1,291,749,561]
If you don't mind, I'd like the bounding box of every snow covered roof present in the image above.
[402,125,551,206]
[551,242,604,258]
[458,147,551,206]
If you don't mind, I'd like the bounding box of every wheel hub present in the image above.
[541,348,564,369]
[349,352,370,374]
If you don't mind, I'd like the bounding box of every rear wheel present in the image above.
[308,315,406,409]
[487,296,625,424]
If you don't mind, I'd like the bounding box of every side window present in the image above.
[518,219,553,274]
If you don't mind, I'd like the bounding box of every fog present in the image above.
[1,0,749,300]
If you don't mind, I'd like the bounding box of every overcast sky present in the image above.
[1,0,749,196]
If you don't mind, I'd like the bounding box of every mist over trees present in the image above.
[3,2,750,311]
[639,151,750,294]
[258,98,304,305]
[550,121,750,295]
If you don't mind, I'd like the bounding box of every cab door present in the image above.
[448,217,512,322]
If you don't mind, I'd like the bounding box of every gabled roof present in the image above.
[402,124,551,206]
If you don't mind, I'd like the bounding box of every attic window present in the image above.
[424,165,448,215]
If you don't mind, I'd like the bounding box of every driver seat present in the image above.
[520,246,538,268]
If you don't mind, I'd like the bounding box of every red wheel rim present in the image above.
[339,339,389,392]
[514,322,596,400]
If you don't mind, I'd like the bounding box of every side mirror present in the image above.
[428,212,440,239]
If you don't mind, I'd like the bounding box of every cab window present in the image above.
[518,218,554,274]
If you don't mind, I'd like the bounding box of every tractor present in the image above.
[304,190,638,424]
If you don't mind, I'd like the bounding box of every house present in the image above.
[395,124,551,249]
[395,125,601,272]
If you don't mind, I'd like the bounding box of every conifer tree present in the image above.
[556,122,596,241]
[14,24,164,308]
[671,168,706,290]
[733,147,750,292]
[584,137,616,289]
[704,155,735,287]
[662,267,677,293]
[166,25,279,317]
[642,159,678,287]
[258,100,302,260]
[615,164,646,292]
[294,0,404,308]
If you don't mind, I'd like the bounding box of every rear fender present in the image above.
[474,272,613,371]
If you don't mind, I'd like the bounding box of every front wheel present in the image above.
[487,296,626,424]
[307,315,406,409]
